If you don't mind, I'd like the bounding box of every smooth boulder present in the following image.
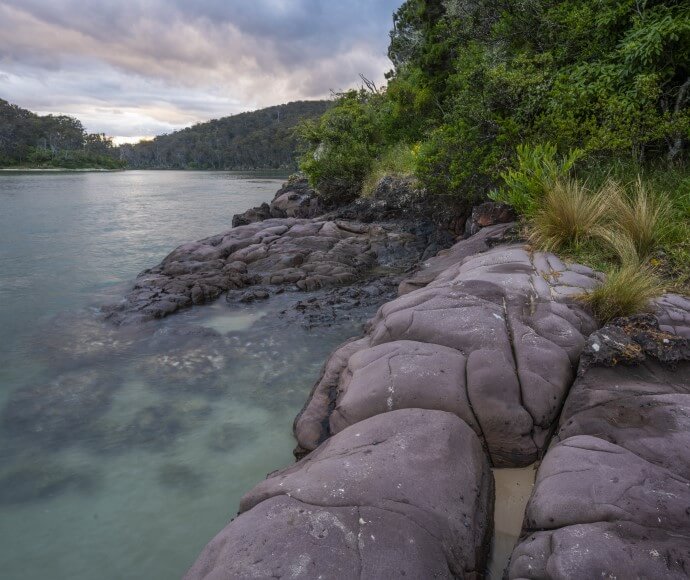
[185,409,494,579]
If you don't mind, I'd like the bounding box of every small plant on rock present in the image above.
[583,261,665,323]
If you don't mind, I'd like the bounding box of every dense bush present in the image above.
[298,90,388,205]
[300,0,690,208]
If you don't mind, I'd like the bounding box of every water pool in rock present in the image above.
[488,466,537,578]
[0,171,372,579]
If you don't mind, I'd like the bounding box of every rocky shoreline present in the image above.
[108,177,690,578]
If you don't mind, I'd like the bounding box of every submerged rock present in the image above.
[185,409,493,579]
[207,422,246,453]
[295,242,600,467]
[157,463,204,493]
[0,460,98,504]
[1,369,120,448]
[507,314,690,579]
[138,344,228,395]
[33,310,144,367]
[91,398,212,453]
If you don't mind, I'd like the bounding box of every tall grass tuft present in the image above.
[582,261,665,323]
[607,177,671,259]
[530,178,609,251]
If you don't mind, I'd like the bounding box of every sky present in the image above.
[0,0,402,143]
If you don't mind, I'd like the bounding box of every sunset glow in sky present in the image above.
[0,0,401,141]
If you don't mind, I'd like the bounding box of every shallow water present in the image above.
[0,171,370,579]
[489,466,537,578]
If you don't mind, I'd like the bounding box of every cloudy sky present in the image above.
[0,0,402,143]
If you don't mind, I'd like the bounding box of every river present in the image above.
[0,171,369,579]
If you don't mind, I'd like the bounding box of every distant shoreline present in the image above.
[0,167,125,173]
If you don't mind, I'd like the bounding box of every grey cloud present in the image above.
[0,0,402,138]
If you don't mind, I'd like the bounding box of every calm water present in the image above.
[0,171,367,579]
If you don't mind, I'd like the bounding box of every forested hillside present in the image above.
[121,101,331,170]
[0,99,123,169]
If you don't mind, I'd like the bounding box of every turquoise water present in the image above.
[0,171,365,579]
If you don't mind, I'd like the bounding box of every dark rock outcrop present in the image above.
[184,409,493,579]
[507,313,690,579]
[464,201,517,237]
[232,177,324,226]
[103,217,429,325]
[294,242,600,467]
[398,222,517,295]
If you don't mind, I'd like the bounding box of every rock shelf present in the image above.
[136,197,689,578]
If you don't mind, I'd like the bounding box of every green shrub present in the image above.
[361,143,418,197]
[298,90,385,205]
[490,143,583,216]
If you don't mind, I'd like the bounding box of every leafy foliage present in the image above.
[301,0,690,207]
[298,91,389,205]
[489,143,583,216]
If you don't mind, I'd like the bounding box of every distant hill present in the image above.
[0,98,123,169]
[120,100,332,170]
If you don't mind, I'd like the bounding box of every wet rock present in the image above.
[185,409,493,579]
[236,288,270,303]
[279,277,399,328]
[105,217,430,324]
[464,201,517,237]
[507,317,690,579]
[0,461,98,504]
[295,244,600,467]
[1,369,120,448]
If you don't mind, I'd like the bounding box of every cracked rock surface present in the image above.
[184,409,493,579]
[103,218,428,325]
[508,314,690,579]
[294,241,600,467]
